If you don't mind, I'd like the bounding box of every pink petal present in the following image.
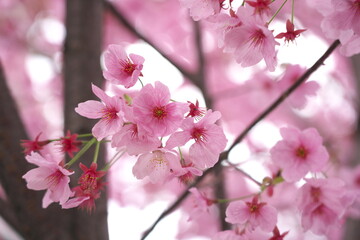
[62,196,90,209]
[75,100,105,119]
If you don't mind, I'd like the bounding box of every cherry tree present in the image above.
[1,0,360,239]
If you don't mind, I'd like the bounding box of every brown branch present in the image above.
[141,39,341,239]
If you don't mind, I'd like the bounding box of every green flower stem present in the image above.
[139,78,144,87]
[102,150,125,171]
[216,192,257,204]
[65,137,96,168]
[77,133,94,138]
[48,133,93,142]
[291,0,295,23]
[267,0,289,25]
[215,176,284,204]
[93,140,101,163]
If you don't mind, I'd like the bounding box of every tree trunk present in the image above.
[63,0,109,239]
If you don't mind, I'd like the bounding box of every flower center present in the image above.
[102,107,117,121]
[152,106,167,120]
[79,171,98,193]
[295,146,307,159]
[46,170,63,188]
[120,59,136,75]
[250,29,265,47]
[310,187,321,202]
[191,128,207,142]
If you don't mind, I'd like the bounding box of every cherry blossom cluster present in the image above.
[186,126,358,239]
[180,0,360,71]
[21,44,228,210]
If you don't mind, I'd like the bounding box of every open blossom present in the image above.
[314,0,360,56]
[174,161,203,184]
[166,110,227,169]
[224,7,279,71]
[275,20,306,43]
[297,178,351,235]
[277,64,319,109]
[75,84,124,140]
[179,0,224,21]
[188,187,216,221]
[225,196,277,232]
[270,127,329,182]
[103,44,144,88]
[132,81,188,137]
[22,152,73,208]
[132,149,182,184]
[62,163,106,211]
[111,123,161,156]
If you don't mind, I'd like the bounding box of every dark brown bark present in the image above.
[63,0,108,239]
[344,53,360,240]
[0,63,74,240]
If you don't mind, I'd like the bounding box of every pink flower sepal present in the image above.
[275,20,306,43]
[59,130,81,158]
[21,132,50,155]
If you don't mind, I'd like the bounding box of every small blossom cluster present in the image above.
[21,44,228,210]
[208,126,357,239]
[85,44,227,184]
[180,0,307,71]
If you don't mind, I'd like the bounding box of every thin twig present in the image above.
[140,39,340,239]
[224,159,262,186]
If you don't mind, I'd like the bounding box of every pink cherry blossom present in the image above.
[301,202,341,235]
[166,110,227,169]
[270,127,329,182]
[296,178,354,236]
[111,123,161,155]
[276,64,319,109]
[179,0,224,21]
[212,230,245,240]
[132,81,188,137]
[174,161,203,184]
[225,196,277,232]
[22,152,73,208]
[102,44,144,88]
[315,0,360,56]
[132,149,182,184]
[325,0,360,36]
[75,84,124,140]
[188,187,216,221]
[223,7,279,71]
